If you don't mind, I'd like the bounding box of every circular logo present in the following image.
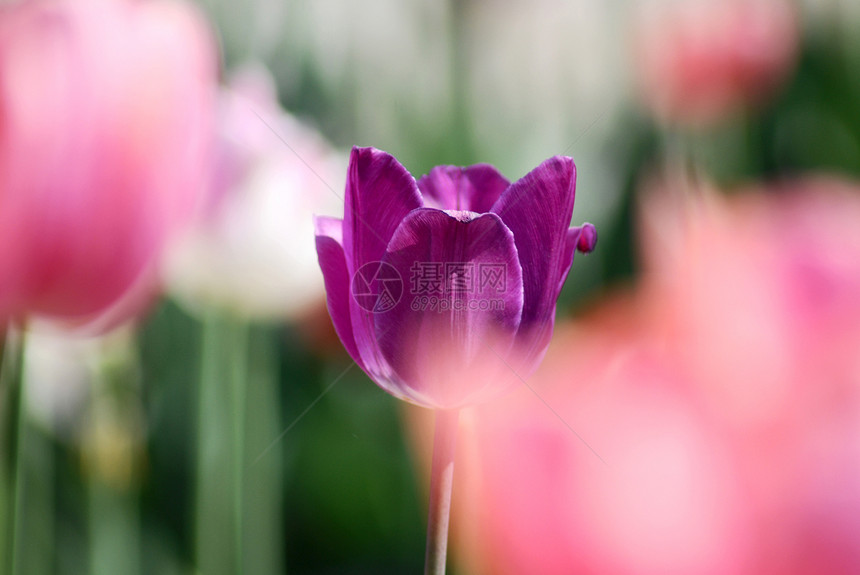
[351,261,403,313]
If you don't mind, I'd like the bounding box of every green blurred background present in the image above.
[6,0,860,573]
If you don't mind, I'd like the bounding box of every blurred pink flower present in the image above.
[445,176,860,574]
[449,308,752,575]
[163,63,346,321]
[0,0,216,324]
[641,176,860,574]
[640,176,860,433]
[634,0,798,127]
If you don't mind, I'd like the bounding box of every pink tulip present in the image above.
[641,176,860,574]
[641,176,860,433]
[447,177,860,574]
[448,309,753,575]
[635,0,798,126]
[0,0,216,324]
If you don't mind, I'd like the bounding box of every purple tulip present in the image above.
[315,147,596,409]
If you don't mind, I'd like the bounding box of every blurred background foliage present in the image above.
[4,0,860,574]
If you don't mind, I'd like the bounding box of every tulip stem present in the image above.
[0,326,25,575]
[195,314,249,575]
[423,408,460,575]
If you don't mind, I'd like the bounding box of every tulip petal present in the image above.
[418,164,510,213]
[375,208,524,408]
[314,216,363,368]
[557,223,597,292]
[342,146,423,275]
[577,222,598,254]
[491,156,577,374]
[341,147,423,382]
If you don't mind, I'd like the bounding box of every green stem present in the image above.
[242,326,283,575]
[230,321,248,575]
[89,478,139,575]
[88,352,142,575]
[0,326,25,575]
[195,313,249,575]
[423,408,460,575]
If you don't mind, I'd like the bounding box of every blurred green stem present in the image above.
[88,352,143,575]
[242,326,283,575]
[423,408,459,575]
[230,323,247,575]
[663,129,690,182]
[195,313,248,575]
[16,407,53,575]
[196,315,282,575]
[195,316,285,575]
[0,327,25,575]
[89,478,139,575]
[662,127,706,196]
